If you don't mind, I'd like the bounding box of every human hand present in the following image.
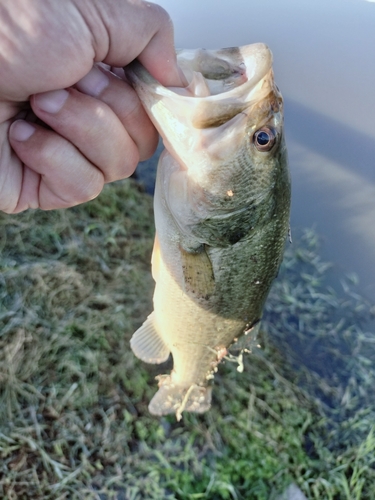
[0,0,183,213]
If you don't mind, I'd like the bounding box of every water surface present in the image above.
[155,0,375,300]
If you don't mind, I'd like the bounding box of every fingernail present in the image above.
[76,65,110,97]
[34,89,69,114]
[9,120,36,141]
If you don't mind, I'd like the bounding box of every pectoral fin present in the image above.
[180,245,215,300]
[130,312,170,364]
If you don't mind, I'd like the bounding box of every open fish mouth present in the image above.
[126,43,281,179]
[126,43,277,131]
[172,43,273,97]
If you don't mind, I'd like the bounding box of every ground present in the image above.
[0,179,374,499]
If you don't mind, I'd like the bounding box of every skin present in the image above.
[0,0,184,214]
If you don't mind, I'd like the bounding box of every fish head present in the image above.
[126,43,289,215]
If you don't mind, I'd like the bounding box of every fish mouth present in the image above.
[172,43,273,99]
[126,43,275,125]
[125,43,278,165]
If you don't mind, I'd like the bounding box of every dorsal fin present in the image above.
[229,320,261,354]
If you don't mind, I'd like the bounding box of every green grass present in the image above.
[0,180,374,499]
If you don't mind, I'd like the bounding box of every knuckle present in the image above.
[77,171,104,203]
[103,140,139,183]
[150,3,172,27]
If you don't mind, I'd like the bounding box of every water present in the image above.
[151,0,375,301]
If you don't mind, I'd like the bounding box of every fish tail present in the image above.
[149,378,212,421]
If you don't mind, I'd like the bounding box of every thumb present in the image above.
[81,0,185,87]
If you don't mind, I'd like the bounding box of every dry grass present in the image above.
[0,180,374,499]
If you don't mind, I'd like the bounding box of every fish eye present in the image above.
[253,127,276,152]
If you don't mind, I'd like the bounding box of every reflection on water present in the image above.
[286,99,375,299]
[154,0,375,300]
[285,99,375,184]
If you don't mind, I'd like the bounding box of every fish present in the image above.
[125,43,291,420]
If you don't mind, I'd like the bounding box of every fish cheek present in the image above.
[179,245,215,303]
[166,169,203,230]
[188,112,249,172]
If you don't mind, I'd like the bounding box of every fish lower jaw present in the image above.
[149,376,212,421]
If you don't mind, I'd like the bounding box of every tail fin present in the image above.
[149,378,212,421]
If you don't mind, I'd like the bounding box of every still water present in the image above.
[153,0,375,301]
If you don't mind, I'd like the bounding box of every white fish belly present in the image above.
[153,251,244,388]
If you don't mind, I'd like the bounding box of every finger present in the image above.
[0,120,24,213]
[9,119,105,211]
[75,64,159,160]
[134,5,186,87]
[30,87,140,183]
[1,0,184,103]
[90,0,185,87]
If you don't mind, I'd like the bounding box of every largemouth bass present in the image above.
[126,43,291,420]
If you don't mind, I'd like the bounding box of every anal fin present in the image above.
[130,312,170,364]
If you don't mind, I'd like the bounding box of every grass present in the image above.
[0,179,374,499]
